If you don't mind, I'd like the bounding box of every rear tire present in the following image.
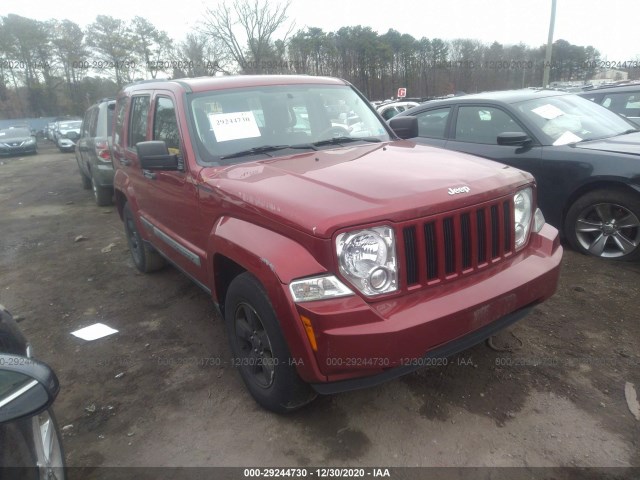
[123,203,166,273]
[80,169,91,190]
[225,272,317,413]
[565,188,640,261]
[91,176,112,206]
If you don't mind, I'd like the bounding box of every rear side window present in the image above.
[81,109,93,138]
[114,97,129,147]
[128,95,150,148]
[106,104,115,136]
[153,97,180,153]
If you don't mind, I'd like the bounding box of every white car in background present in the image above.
[377,101,419,120]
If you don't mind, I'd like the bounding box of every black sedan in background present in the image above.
[0,128,38,156]
[391,90,640,260]
[0,305,65,479]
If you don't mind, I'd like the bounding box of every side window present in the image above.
[81,110,92,138]
[381,107,399,121]
[603,92,640,118]
[88,108,99,137]
[114,97,128,147]
[153,96,181,153]
[416,107,450,139]
[127,95,150,148]
[455,106,518,144]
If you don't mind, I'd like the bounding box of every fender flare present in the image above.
[209,217,329,383]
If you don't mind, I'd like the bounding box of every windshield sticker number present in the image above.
[208,111,261,142]
[532,104,565,120]
[553,131,582,146]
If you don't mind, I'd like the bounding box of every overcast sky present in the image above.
[7,0,640,61]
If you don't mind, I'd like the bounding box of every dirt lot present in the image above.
[1,143,639,477]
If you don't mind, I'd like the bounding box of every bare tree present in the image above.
[201,0,294,73]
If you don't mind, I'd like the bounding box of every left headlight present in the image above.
[514,187,533,250]
[336,226,398,296]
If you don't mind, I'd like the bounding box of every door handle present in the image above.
[143,170,156,180]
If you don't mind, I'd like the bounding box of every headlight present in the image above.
[290,275,353,302]
[514,187,533,250]
[336,226,398,296]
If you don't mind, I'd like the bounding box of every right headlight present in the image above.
[514,187,533,250]
[336,226,398,296]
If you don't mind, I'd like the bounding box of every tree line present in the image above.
[1,0,634,119]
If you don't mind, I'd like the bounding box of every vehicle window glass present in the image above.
[106,103,115,136]
[153,96,181,154]
[188,84,390,164]
[81,110,92,137]
[128,95,150,148]
[89,109,99,137]
[114,97,128,146]
[381,107,399,120]
[516,95,635,145]
[455,106,518,144]
[602,97,612,108]
[416,108,450,138]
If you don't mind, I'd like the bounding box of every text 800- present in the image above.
[72,60,136,70]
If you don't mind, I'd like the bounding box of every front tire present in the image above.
[225,273,316,413]
[123,203,166,273]
[565,189,640,261]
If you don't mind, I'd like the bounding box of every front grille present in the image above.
[402,197,514,288]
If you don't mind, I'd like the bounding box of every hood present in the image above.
[573,131,640,156]
[203,141,532,237]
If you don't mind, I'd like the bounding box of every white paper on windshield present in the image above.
[532,104,565,120]
[208,111,261,142]
[71,323,118,341]
[553,131,582,146]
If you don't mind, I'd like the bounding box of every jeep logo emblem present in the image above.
[448,186,471,195]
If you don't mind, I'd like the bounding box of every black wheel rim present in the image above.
[233,302,275,388]
[575,202,640,258]
[124,215,143,265]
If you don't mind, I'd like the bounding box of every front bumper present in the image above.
[0,144,36,156]
[58,139,77,151]
[289,224,562,390]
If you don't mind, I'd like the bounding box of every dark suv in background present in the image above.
[75,98,115,206]
[579,84,640,126]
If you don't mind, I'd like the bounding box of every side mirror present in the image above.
[388,116,418,139]
[137,141,179,171]
[0,355,59,424]
[497,132,532,147]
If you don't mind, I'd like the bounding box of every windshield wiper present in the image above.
[220,145,290,160]
[621,128,639,135]
[312,136,382,147]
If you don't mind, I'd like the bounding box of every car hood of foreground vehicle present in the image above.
[203,141,533,237]
[573,131,640,156]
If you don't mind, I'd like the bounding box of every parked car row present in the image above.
[390,88,640,261]
[44,117,82,153]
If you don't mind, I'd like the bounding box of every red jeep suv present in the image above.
[112,75,562,412]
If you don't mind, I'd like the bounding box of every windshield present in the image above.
[59,121,81,130]
[515,94,637,145]
[188,84,391,163]
[0,128,31,138]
